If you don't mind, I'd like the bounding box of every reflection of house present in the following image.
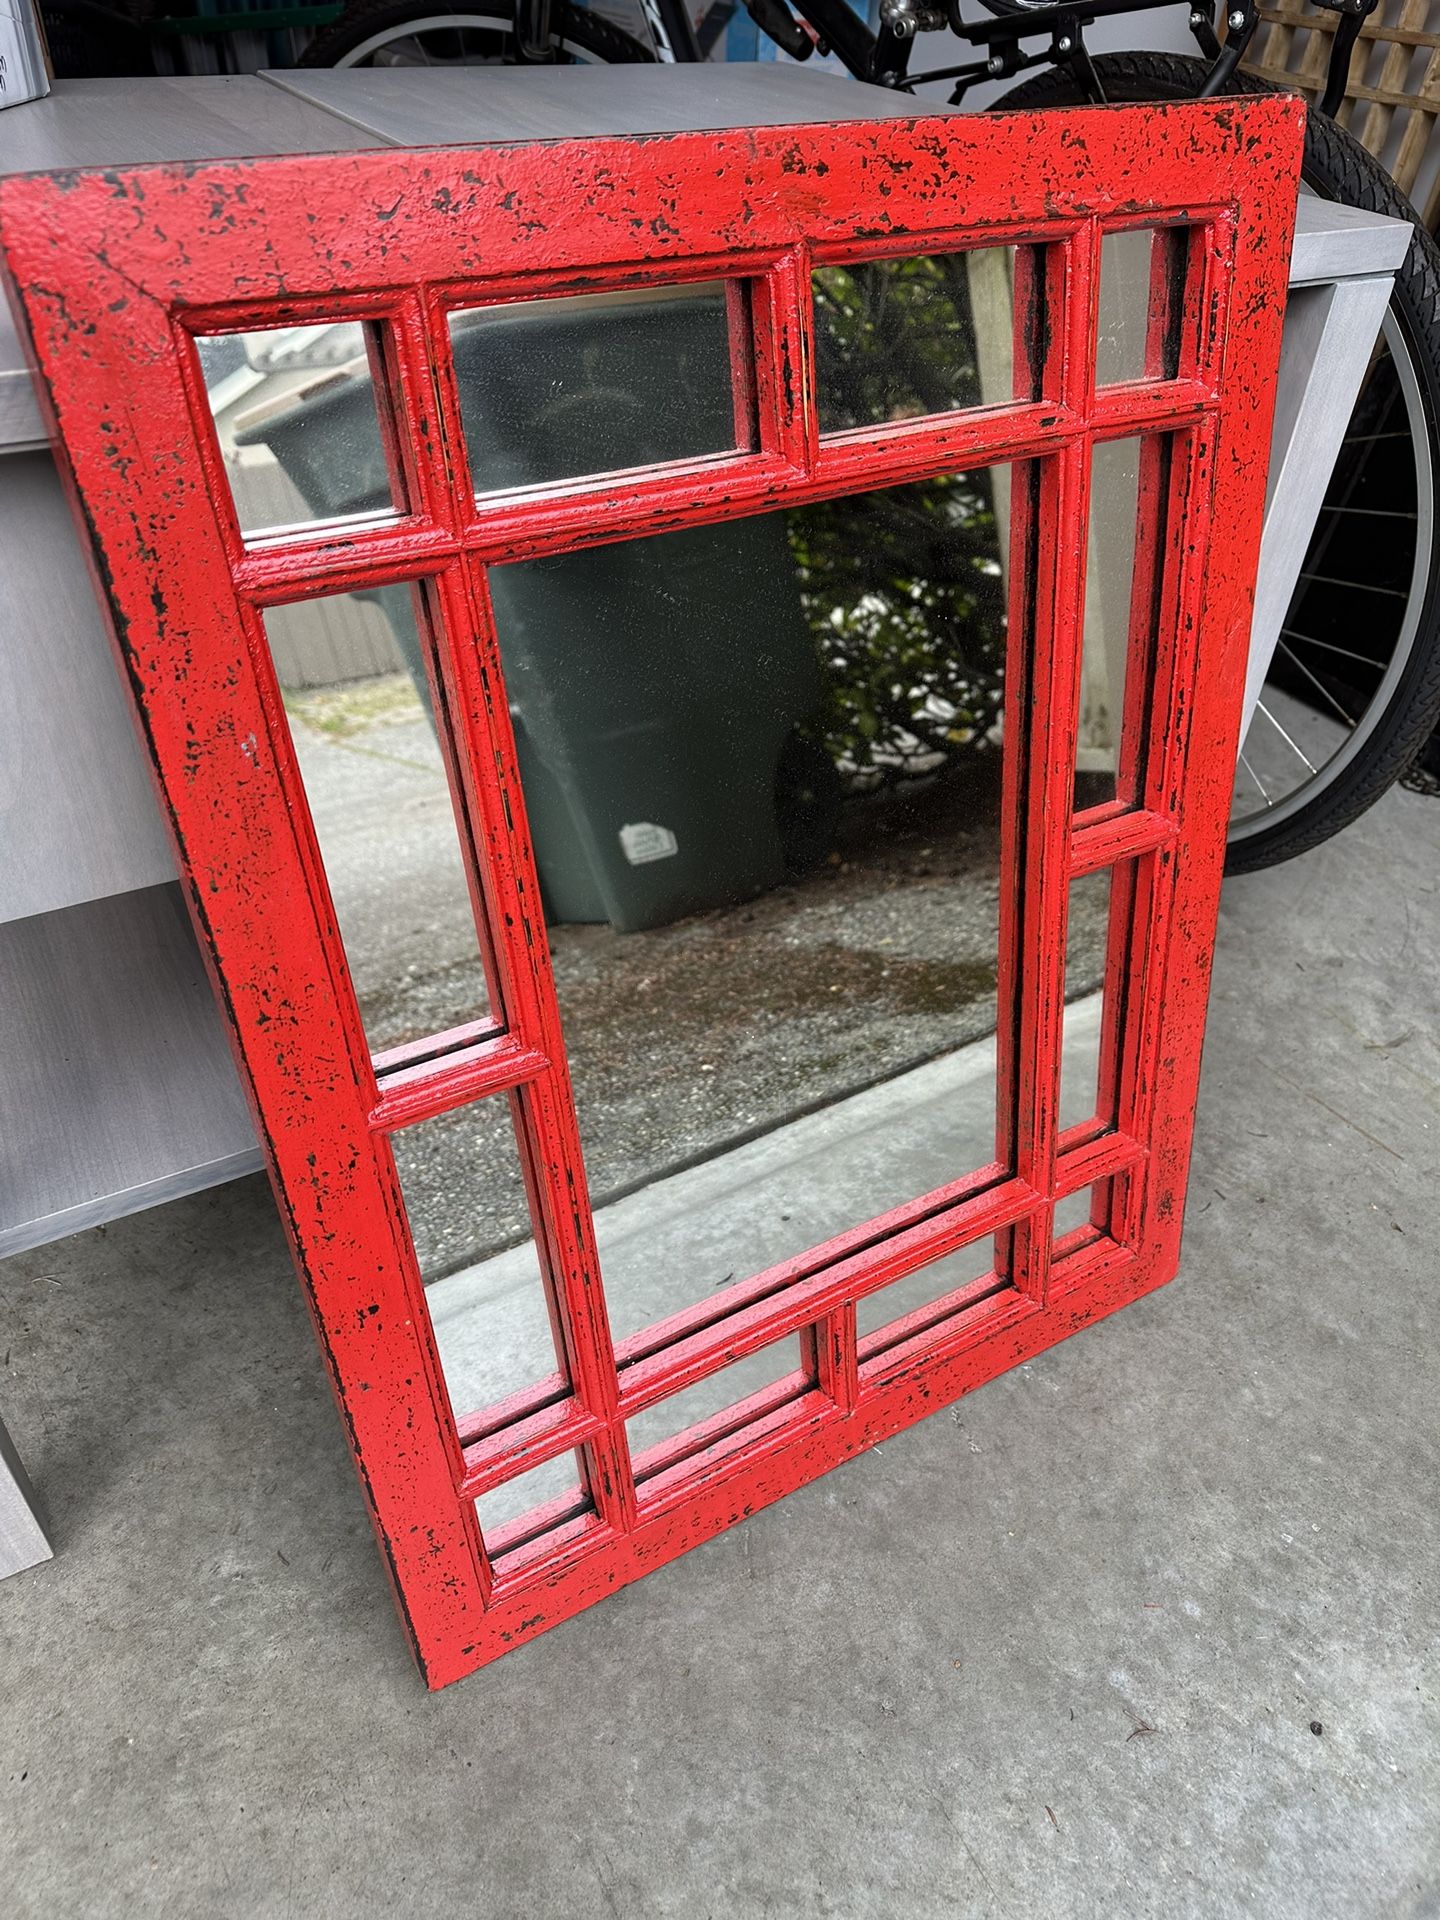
[199,328,404,692]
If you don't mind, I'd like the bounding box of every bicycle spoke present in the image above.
[1254,700,1319,775]
[1279,628,1387,672]
[1297,570,1408,599]
[1237,746,1274,806]
[1274,639,1361,728]
[1317,504,1417,520]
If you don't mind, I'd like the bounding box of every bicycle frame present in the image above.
[718,0,1375,113]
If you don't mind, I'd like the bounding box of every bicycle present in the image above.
[294,0,1440,874]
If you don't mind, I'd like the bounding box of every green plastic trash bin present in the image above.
[233,291,838,933]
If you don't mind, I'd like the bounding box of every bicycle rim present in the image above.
[996,52,1440,865]
[332,11,614,63]
[1229,302,1433,841]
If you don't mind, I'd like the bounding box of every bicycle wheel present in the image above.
[298,0,655,67]
[998,52,1440,872]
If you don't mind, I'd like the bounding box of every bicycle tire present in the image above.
[998,52,1440,873]
[297,0,656,67]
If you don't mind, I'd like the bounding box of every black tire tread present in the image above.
[999,52,1440,871]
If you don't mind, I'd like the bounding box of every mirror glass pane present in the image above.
[397,463,1026,1490]
[814,246,1035,433]
[476,1454,588,1553]
[196,323,398,536]
[1075,435,1170,812]
[1096,230,1156,387]
[393,1104,568,1420]
[1096,226,1190,387]
[448,281,752,495]
[260,592,495,1059]
[500,470,1013,1339]
[1060,867,1114,1134]
[627,1336,806,1473]
[1054,1178,1114,1250]
[856,1233,1000,1352]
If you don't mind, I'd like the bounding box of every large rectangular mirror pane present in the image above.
[260,591,496,1058]
[395,470,1014,1380]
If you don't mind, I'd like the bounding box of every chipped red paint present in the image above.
[0,99,1302,1687]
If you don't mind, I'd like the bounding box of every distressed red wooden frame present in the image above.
[0,98,1302,1688]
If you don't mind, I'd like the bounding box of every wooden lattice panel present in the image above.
[1246,0,1440,224]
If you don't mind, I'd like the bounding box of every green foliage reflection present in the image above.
[796,256,1009,787]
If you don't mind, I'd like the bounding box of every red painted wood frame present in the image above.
[0,97,1302,1687]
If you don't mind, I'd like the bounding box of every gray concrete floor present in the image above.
[1,781,1438,1918]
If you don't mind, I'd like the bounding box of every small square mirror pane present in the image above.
[197,323,398,536]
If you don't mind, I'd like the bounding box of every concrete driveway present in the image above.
[0,782,1436,1918]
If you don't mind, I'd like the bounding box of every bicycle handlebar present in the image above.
[773,0,1377,115]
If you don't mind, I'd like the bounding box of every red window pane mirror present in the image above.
[0,98,1302,1686]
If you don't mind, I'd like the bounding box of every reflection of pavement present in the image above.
[288,680,1109,1276]
[288,691,490,1046]
[429,999,1103,1534]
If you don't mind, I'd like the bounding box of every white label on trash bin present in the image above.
[619,821,679,866]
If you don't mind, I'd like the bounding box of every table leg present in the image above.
[0,1406,52,1579]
